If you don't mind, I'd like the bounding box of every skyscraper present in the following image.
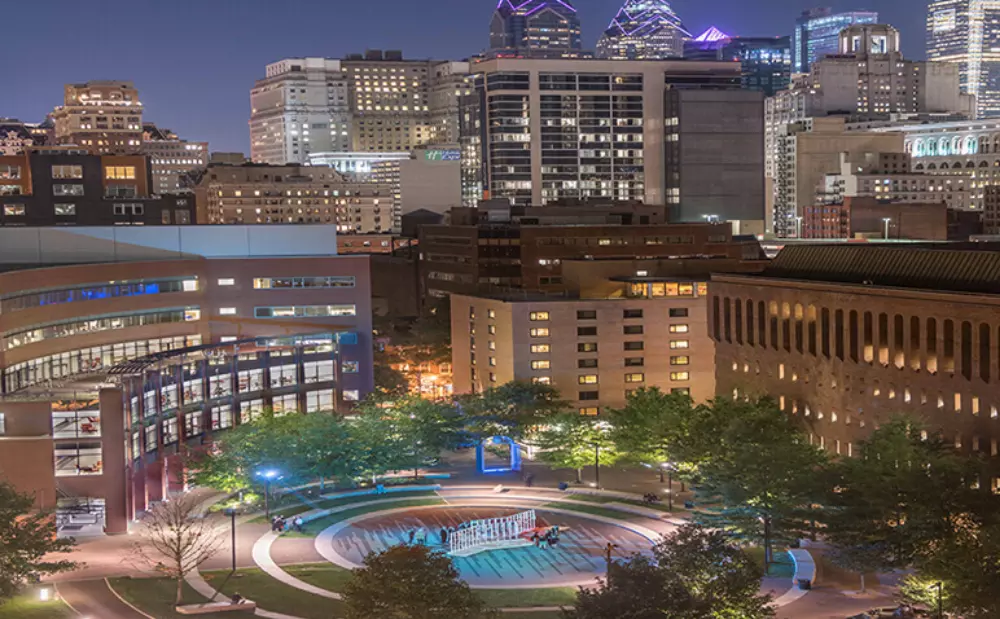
[793,7,879,73]
[684,28,792,97]
[489,0,584,59]
[928,0,1000,117]
[596,0,690,60]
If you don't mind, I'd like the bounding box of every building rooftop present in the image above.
[745,244,1000,295]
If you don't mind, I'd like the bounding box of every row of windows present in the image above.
[528,308,689,321]
[713,296,1000,382]
[576,386,691,401]
[0,278,198,313]
[253,305,357,318]
[4,308,200,350]
[252,276,356,289]
[529,356,688,370]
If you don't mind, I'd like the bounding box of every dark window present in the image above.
[577,310,597,320]
[577,326,598,336]
[623,325,643,335]
[623,309,643,319]
[724,297,732,343]
[578,342,598,353]
[671,387,690,395]
[578,391,599,401]
[578,359,598,369]
[670,308,688,318]
[624,357,644,367]
[624,341,644,351]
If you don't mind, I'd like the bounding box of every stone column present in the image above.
[165,454,186,496]
[146,458,164,504]
[99,388,128,535]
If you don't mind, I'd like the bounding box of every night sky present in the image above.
[2,0,923,153]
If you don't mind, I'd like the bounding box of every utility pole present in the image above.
[224,508,237,573]
[604,542,618,587]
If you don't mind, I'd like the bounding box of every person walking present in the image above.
[293,516,304,533]
[408,529,416,544]
[440,528,448,545]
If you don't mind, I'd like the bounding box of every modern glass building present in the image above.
[928,0,1000,117]
[685,28,792,97]
[489,0,585,59]
[596,0,691,60]
[793,7,878,73]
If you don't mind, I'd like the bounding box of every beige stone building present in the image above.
[52,82,144,154]
[196,163,392,233]
[710,244,1000,485]
[451,278,714,415]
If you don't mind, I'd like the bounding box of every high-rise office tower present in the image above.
[596,0,690,60]
[51,81,144,154]
[685,28,792,97]
[489,0,584,59]
[793,7,878,73]
[250,52,470,165]
[461,58,764,223]
[928,0,1000,117]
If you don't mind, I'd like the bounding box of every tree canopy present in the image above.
[458,381,567,442]
[533,413,617,484]
[343,544,498,619]
[0,482,76,602]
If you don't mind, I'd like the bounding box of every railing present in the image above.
[449,509,536,557]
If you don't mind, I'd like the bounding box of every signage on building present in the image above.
[424,150,460,161]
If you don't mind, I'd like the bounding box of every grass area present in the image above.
[203,569,342,619]
[0,591,74,619]
[279,497,446,538]
[563,493,618,504]
[743,547,796,579]
[476,587,576,608]
[285,563,354,593]
[249,489,439,523]
[109,577,247,619]
[541,501,650,522]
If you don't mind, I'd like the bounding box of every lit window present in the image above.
[529,311,550,321]
[579,407,599,416]
[625,373,645,383]
[578,375,598,385]
[531,344,550,353]
[217,278,235,286]
[670,356,690,366]
[182,280,199,292]
[105,166,136,180]
[184,309,201,321]
[669,324,689,333]
[219,307,237,316]
[488,309,496,319]
[343,390,360,401]
[530,328,550,337]
[670,372,690,381]
[532,376,551,385]
[54,203,76,216]
[3,204,25,216]
[531,360,550,370]
[670,340,689,349]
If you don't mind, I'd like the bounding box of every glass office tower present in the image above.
[596,0,691,60]
[489,0,584,59]
[793,7,878,73]
[928,0,1000,117]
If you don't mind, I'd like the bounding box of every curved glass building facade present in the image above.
[489,0,584,59]
[596,0,690,60]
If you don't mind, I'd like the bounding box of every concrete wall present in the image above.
[399,158,462,215]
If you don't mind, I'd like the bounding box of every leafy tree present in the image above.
[354,395,465,476]
[821,418,992,577]
[906,523,1000,619]
[343,544,498,619]
[567,523,774,619]
[348,405,413,483]
[372,345,410,397]
[459,381,567,442]
[129,493,225,605]
[293,413,363,491]
[691,398,826,567]
[0,482,76,602]
[533,413,617,484]
[606,388,695,480]
[375,297,452,391]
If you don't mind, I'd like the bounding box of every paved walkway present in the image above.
[57,578,149,619]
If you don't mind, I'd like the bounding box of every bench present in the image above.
[175,600,257,614]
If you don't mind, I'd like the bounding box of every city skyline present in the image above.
[3,0,920,153]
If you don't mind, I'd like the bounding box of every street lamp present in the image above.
[934,581,943,619]
[603,542,619,587]
[795,216,804,238]
[661,462,676,512]
[593,443,601,489]
[882,217,892,240]
[223,507,237,573]
[255,469,281,521]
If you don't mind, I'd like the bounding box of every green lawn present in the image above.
[563,493,618,504]
[540,501,650,522]
[279,497,446,538]
[743,548,796,579]
[202,569,342,619]
[0,592,74,619]
[249,489,440,523]
[476,586,576,608]
[109,577,248,619]
[285,563,354,593]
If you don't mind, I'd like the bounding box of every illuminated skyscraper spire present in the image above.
[489,0,585,58]
[596,0,691,60]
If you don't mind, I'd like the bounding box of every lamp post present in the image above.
[795,216,803,238]
[593,443,601,489]
[603,542,618,587]
[223,507,237,573]
[882,217,892,240]
[662,462,676,512]
[256,469,280,521]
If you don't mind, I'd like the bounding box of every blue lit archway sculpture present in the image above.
[476,436,522,474]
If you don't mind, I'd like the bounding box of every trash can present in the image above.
[684,501,695,509]
[558,482,569,491]
[796,578,812,590]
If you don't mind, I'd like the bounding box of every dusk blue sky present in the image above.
[1,0,923,153]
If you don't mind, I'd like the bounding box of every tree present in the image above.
[348,405,413,483]
[905,523,1000,619]
[533,413,616,484]
[567,523,774,619]
[821,418,992,579]
[691,398,826,567]
[354,395,466,477]
[343,544,498,619]
[129,493,226,605]
[293,413,363,491]
[0,482,76,602]
[606,388,695,480]
[459,381,568,443]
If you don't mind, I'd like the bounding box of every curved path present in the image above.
[187,485,811,617]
